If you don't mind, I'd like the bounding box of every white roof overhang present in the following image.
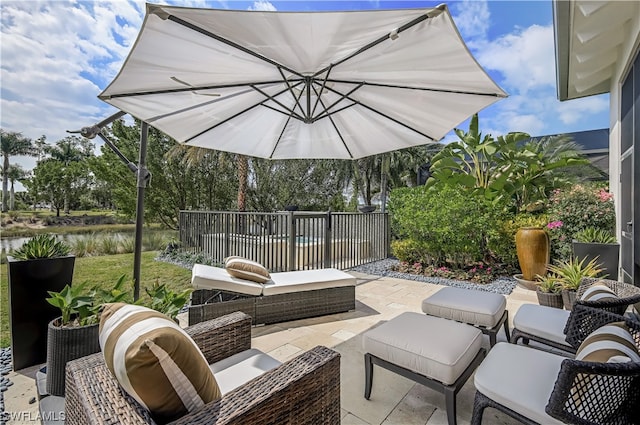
[554,0,639,101]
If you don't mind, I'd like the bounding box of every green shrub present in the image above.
[389,185,511,268]
[547,184,615,261]
[390,239,431,264]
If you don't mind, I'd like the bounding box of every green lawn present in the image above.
[0,251,192,347]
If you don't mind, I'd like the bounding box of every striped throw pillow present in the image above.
[99,303,221,424]
[571,322,640,418]
[575,322,640,363]
[579,283,618,303]
[224,256,271,283]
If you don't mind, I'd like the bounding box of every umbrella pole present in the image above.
[133,122,150,300]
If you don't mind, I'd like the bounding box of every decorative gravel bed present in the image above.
[348,258,517,295]
[0,347,12,424]
[156,253,517,295]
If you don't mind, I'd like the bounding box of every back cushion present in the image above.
[570,322,640,419]
[225,256,271,283]
[99,303,221,424]
[579,283,618,303]
[575,322,640,363]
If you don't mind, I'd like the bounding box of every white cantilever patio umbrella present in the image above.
[94,2,507,297]
[99,3,507,160]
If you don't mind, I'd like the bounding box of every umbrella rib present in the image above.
[310,82,364,122]
[310,67,333,117]
[251,84,305,122]
[262,104,304,122]
[313,12,430,77]
[269,114,295,159]
[182,84,298,144]
[165,14,304,78]
[315,92,354,159]
[325,79,506,98]
[322,83,437,141]
[101,80,298,99]
[313,102,358,122]
[277,67,306,119]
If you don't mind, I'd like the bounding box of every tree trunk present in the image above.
[236,155,248,234]
[2,154,8,212]
[9,180,15,210]
[380,155,389,213]
[237,155,248,212]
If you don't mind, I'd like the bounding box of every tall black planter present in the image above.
[572,242,620,280]
[46,318,100,396]
[7,255,75,370]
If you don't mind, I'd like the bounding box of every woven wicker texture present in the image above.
[546,309,640,424]
[65,311,341,425]
[189,286,355,326]
[475,308,640,425]
[575,278,640,315]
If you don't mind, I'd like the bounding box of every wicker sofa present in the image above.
[64,312,341,425]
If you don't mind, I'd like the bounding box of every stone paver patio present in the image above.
[4,271,539,424]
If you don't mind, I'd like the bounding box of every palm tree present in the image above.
[5,164,27,210]
[1,129,33,212]
[45,136,94,213]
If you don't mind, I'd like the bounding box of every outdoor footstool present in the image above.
[422,287,510,346]
[362,312,486,425]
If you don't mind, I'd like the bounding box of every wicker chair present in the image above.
[64,312,341,425]
[510,277,640,354]
[472,307,640,425]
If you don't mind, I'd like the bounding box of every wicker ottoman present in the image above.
[362,312,485,425]
[421,287,510,346]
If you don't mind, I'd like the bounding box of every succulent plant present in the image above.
[10,234,71,260]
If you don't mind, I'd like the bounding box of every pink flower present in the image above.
[598,189,613,202]
[547,221,563,230]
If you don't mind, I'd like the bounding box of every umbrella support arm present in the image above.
[72,111,150,301]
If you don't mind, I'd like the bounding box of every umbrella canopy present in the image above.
[100,3,506,159]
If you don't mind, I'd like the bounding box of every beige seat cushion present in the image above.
[474,343,565,425]
[362,312,482,385]
[210,348,281,394]
[421,287,506,328]
[513,304,571,346]
[191,264,264,296]
[262,268,356,296]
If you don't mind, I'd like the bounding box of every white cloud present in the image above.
[248,1,276,11]
[556,96,609,125]
[451,0,491,42]
[0,1,143,141]
[476,24,555,94]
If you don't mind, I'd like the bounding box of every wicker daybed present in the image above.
[65,312,341,425]
[188,264,356,326]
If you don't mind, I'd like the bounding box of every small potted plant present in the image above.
[45,275,132,396]
[547,257,604,310]
[7,234,75,370]
[144,281,192,322]
[572,227,619,280]
[535,274,563,309]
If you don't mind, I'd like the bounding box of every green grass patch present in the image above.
[1,224,168,238]
[0,251,191,348]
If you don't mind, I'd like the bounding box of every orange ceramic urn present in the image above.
[515,227,550,281]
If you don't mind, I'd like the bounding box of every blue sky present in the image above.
[1,0,610,188]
